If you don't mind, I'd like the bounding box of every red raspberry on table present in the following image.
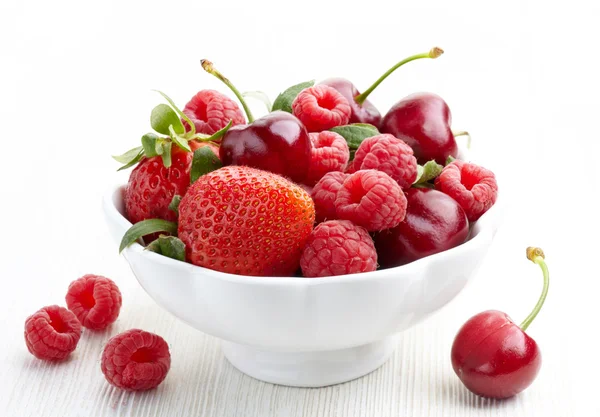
[353,134,418,189]
[292,85,351,132]
[300,220,377,277]
[435,160,498,221]
[183,89,246,135]
[125,141,217,225]
[24,305,82,361]
[178,166,315,276]
[101,329,171,391]
[312,171,349,223]
[306,131,350,185]
[335,170,407,231]
[66,274,122,330]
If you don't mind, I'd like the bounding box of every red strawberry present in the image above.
[125,141,218,224]
[178,166,315,276]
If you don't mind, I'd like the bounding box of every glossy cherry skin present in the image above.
[380,92,458,165]
[219,111,311,183]
[374,188,469,268]
[451,310,542,399]
[319,78,381,126]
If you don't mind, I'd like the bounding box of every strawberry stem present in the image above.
[519,247,550,332]
[201,59,254,123]
[355,47,444,105]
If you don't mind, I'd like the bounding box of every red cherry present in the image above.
[380,92,459,165]
[374,188,469,267]
[220,112,311,183]
[201,60,311,182]
[451,247,549,399]
[322,47,444,127]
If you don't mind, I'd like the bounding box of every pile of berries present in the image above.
[115,48,498,278]
[24,275,171,391]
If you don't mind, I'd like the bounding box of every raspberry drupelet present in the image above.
[435,160,498,221]
[306,131,350,185]
[352,134,418,189]
[300,220,377,277]
[335,170,407,231]
[24,305,82,361]
[66,274,122,330]
[292,85,351,132]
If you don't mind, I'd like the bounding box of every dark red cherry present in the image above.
[220,111,311,183]
[451,247,549,399]
[380,92,458,165]
[321,47,444,127]
[201,60,311,182]
[374,188,469,267]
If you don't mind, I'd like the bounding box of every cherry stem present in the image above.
[453,130,471,149]
[520,247,550,332]
[354,47,444,105]
[201,59,254,123]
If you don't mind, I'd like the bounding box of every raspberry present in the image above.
[300,220,377,277]
[306,131,350,185]
[435,160,498,221]
[335,170,407,231]
[183,89,246,135]
[312,171,349,223]
[101,329,171,391]
[292,85,351,132]
[353,134,418,189]
[66,274,122,330]
[24,305,82,361]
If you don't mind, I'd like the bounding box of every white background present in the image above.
[1,0,599,416]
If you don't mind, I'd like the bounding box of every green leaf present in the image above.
[446,155,456,165]
[155,139,164,155]
[151,104,185,136]
[413,160,444,186]
[169,125,192,152]
[112,146,143,164]
[146,235,186,262]
[154,90,195,135]
[330,123,379,151]
[114,147,144,171]
[191,146,222,183]
[272,80,315,113]
[161,141,172,168]
[169,195,181,213]
[243,90,272,112]
[119,219,178,253]
[141,133,160,157]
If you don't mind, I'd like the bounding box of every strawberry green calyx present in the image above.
[112,91,233,170]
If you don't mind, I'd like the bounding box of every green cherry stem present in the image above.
[354,47,444,105]
[520,247,550,332]
[453,130,471,149]
[201,59,254,123]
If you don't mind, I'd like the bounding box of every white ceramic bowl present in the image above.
[102,166,503,387]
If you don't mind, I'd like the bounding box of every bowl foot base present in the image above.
[222,337,395,387]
